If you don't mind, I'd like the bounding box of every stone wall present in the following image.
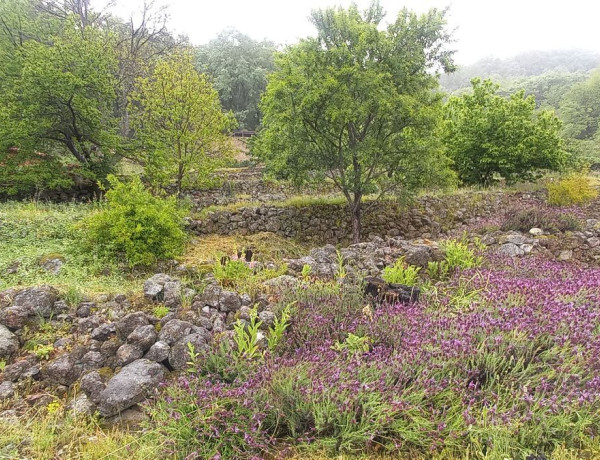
[189,191,512,244]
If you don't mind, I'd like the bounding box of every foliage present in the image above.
[233,308,262,359]
[152,305,170,319]
[332,332,371,355]
[212,255,253,287]
[440,239,483,271]
[301,264,312,281]
[500,207,583,233]
[0,16,119,176]
[267,305,292,353]
[426,260,451,281]
[547,172,599,206]
[382,257,421,286]
[254,1,455,242]
[444,78,567,186]
[84,175,186,267]
[196,28,276,130]
[130,51,234,195]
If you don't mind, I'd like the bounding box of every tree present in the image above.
[196,29,275,130]
[443,78,567,186]
[560,70,600,141]
[0,16,119,173]
[130,51,234,196]
[253,2,455,243]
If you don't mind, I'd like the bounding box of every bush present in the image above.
[501,208,582,233]
[382,257,421,286]
[547,173,598,206]
[440,239,482,271]
[84,175,186,267]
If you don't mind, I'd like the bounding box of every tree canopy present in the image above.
[444,78,567,186]
[254,1,455,243]
[130,51,234,196]
[196,29,276,131]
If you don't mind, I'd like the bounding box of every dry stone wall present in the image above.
[189,191,511,244]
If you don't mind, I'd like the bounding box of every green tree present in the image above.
[0,17,119,173]
[130,51,234,196]
[444,78,566,186]
[253,2,455,243]
[560,70,600,139]
[196,28,275,130]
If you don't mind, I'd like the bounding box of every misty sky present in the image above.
[92,0,600,64]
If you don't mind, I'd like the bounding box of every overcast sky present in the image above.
[92,0,600,64]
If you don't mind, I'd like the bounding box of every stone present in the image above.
[219,290,241,312]
[529,228,544,236]
[258,310,276,328]
[76,302,95,318]
[77,315,102,334]
[263,275,299,291]
[144,341,170,363]
[127,325,158,352]
[0,325,19,359]
[115,344,144,367]
[0,306,30,329]
[90,323,116,341]
[100,337,122,358]
[81,351,105,369]
[559,250,573,261]
[168,333,208,371]
[588,237,600,248]
[498,243,525,257]
[521,244,534,254]
[503,234,528,245]
[158,319,196,345]
[0,381,14,400]
[97,359,165,417]
[3,359,35,382]
[163,281,182,308]
[67,394,95,416]
[52,300,69,315]
[115,312,149,340]
[81,371,107,405]
[199,284,222,307]
[105,406,149,429]
[40,257,64,275]
[143,273,172,300]
[11,286,59,318]
[44,354,82,386]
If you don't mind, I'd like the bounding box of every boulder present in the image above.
[219,290,241,312]
[11,285,59,318]
[168,333,208,371]
[498,243,525,257]
[44,354,82,386]
[0,306,30,329]
[115,312,149,340]
[127,325,158,351]
[158,319,196,345]
[115,344,144,367]
[143,273,172,300]
[97,359,165,417]
[90,323,116,342]
[67,394,95,416]
[163,281,182,308]
[0,381,15,400]
[0,325,19,359]
[144,341,170,363]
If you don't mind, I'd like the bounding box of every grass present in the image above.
[0,201,144,296]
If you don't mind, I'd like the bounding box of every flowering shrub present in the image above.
[547,173,598,206]
[149,255,600,459]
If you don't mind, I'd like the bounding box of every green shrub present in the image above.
[440,239,482,271]
[547,173,598,206]
[213,256,253,288]
[382,257,421,286]
[84,175,186,267]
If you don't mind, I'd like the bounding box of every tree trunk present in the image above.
[351,202,361,244]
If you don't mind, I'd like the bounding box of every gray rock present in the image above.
[67,394,95,416]
[0,306,30,329]
[529,228,544,236]
[97,359,165,417]
[258,310,276,328]
[0,325,19,359]
[163,281,182,308]
[219,290,241,312]
[127,325,157,352]
[81,351,105,369]
[90,323,116,341]
[521,244,534,254]
[168,333,208,371]
[115,312,149,340]
[498,243,525,257]
[12,286,59,318]
[240,293,252,307]
[76,302,95,318]
[263,275,299,291]
[0,381,15,400]
[115,344,144,367]
[77,315,102,334]
[198,284,222,308]
[52,300,69,315]
[588,237,600,248]
[158,319,196,345]
[44,354,82,386]
[503,234,528,245]
[559,250,573,261]
[81,371,107,405]
[100,337,122,358]
[40,257,64,275]
[144,341,170,363]
[143,273,172,300]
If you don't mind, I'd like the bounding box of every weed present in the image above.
[382,257,421,286]
[267,304,292,352]
[233,307,263,359]
[152,305,170,319]
[332,332,371,355]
